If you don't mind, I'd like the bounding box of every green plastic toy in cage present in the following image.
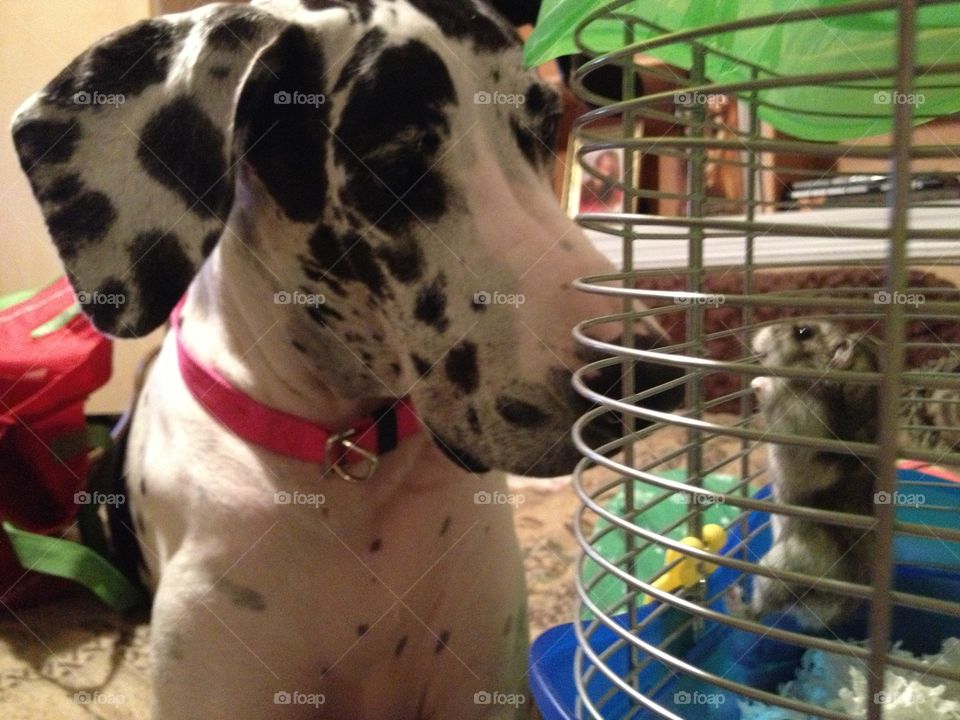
[583,469,741,617]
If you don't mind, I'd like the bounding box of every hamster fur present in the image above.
[728,320,880,630]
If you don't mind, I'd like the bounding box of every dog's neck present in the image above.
[178,233,393,431]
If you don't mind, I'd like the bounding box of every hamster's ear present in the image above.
[11,5,303,337]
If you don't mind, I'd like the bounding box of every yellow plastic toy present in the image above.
[644,523,727,604]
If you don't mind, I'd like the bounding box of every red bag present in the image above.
[0,277,112,605]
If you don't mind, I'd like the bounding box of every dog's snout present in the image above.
[579,333,685,414]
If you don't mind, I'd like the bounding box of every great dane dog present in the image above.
[13,1,680,717]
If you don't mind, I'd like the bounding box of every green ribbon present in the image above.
[3,521,146,613]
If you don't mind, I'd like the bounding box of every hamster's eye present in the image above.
[793,325,815,341]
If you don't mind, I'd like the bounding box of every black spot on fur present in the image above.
[390,362,401,376]
[201,230,220,258]
[439,516,451,536]
[215,578,266,612]
[342,234,386,297]
[445,341,478,394]
[378,237,424,284]
[357,623,369,636]
[128,230,195,335]
[138,96,231,218]
[526,84,550,114]
[292,340,308,354]
[46,191,116,259]
[13,119,80,167]
[370,538,382,552]
[45,20,178,103]
[414,274,449,332]
[336,41,455,233]
[208,65,231,80]
[466,406,481,434]
[305,225,352,281]
[39,173,82,204]
[410,353,432,378]
[495,396,548,427]
[302,249,350,293]
[434,630,450,653]
[81,277,128,329]
[407,0,514,51]
[511,117,540,166]
[394,635,408,657]
[139,476,148,496]
[207,7,263,48]
[334,28,386,92]
[235,25,328,223]
[306,303,344,328]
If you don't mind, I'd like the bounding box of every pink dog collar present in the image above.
[171,300,420,481]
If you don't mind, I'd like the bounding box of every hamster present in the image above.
[726,320,880,630]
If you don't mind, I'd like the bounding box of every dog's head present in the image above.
[13,0,682,476]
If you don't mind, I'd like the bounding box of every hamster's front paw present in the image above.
[751,376,774,403]
[725,583,750,619]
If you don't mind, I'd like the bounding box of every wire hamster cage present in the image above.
[525,1,960,719]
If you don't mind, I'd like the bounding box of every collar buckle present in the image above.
[325,428,379,482]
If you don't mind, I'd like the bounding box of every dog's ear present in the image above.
[12,6,327,337]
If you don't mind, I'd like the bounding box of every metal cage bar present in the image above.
[566,0,960,717]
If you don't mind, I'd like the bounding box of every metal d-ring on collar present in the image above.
[324,427,380,482]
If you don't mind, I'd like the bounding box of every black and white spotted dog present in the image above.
[13,1,680,717]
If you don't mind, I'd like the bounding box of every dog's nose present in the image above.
[579,333,686,429]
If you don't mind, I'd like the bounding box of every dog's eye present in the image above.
[793,325,814,341]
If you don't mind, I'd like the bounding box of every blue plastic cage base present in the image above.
[530,468,960,719]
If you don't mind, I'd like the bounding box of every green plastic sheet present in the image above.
[524,0,960,141]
